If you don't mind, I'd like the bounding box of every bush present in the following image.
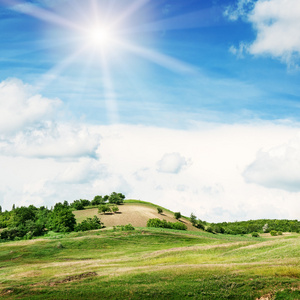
[157,207,163,214]
[195,221,205,230]
[147,218,187,230]
[206,226,215,233]
[190,213,197,226]
[98,205,111,214]
[174,212,181,220]
[75,216,103,232]
[270,230,277,236]
[111,205,119,213]
[123,224,135,231]
[252,232,260,237]
[277,231,283,235]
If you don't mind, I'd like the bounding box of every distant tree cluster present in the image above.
[211,219,300,235]
[147,218,187,230]
[70,192,126,211]
[0,191,126,241]
[188,212,300,235]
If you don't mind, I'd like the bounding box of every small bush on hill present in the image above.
[75,216,103,232]
[111,205,119,213]
[147,218,187,230]
[98,205,111,214]
[206,226,215,234]
[157,207,163,214]
[174,212,181,220]
[252,232,260,237]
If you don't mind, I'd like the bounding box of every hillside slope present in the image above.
[73,201,196,230]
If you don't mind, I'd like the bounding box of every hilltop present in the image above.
[73,200,196,231]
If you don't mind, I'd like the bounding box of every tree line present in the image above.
[0,192,125,241]
[189,213,300,235]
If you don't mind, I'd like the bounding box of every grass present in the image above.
[0,228,299,299]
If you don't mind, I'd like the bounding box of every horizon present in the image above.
[0,0,300,222]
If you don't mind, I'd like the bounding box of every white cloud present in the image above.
[243,136,300,192]
[57,157,106,183]
[224,0,255,21]
[227,0,300,67]
[157,152,189,174]
[0,122,101,159]
[0,78,61,134]
[1,122,300,222]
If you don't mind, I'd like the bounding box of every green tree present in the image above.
[72,200,84,210]
[190,213,197,226]
[111,205,119,213]
[48,203,76,232]
[91,195,106,205]
[108,192,125,205]
[98,204,111,214]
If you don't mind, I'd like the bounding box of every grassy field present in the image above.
[0,227,299,299]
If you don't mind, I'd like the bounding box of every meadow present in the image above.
[0,226,299,299]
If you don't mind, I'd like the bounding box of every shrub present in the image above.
[206,226,215,233]
[174,212,181,220]
[123,224,135,231]
[190,213,197,226]
[252,232,260,237]
[98,205,111,214]
[195,221,205,230]
[147,218,187,230]
[111,205,119,213]
[277,231,283,235]
[270,230,277,236]
[157,207,163,214]
[75,216,103,232]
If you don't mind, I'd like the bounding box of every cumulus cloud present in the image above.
[227,0,300,68]
[224,0,255,21]
[56,157,106,183]
[243,137,300,192]
[1,123,300,222]
[0,78,61,134]
[0,122,101,159]
[157,152,189,174]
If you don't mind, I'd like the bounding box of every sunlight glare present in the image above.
[86,25,115,50]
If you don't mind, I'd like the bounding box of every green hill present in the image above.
[0,225,299,299]
[73,200,196,231]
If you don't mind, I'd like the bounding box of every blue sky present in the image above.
[0,0,300,221]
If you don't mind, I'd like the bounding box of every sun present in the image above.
[85,25,115,51]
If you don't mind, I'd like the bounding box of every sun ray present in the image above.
[99,50,119,124]
[110,0,150,28]
[35,45,90,92]
[116,40,197,75]
[121,6,223,34]
[0,0,82,32]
